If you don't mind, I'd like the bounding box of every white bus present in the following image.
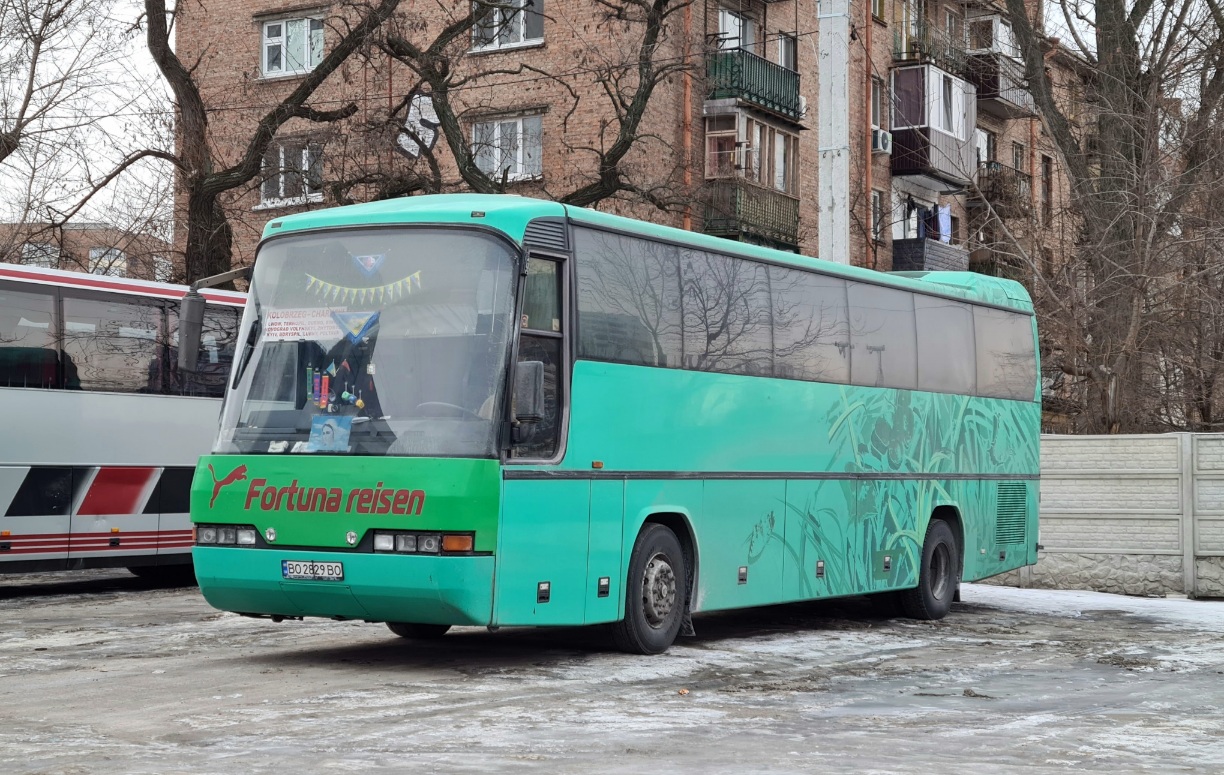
[0,264,244,579]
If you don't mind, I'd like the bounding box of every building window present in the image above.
[260,140,323,207]
[975,127,997,165]
[1041,154,1054,222]
[778,33,797,71]
[20,242,57,268]
[262,17,323,77]
[871,190,885,242]
[473,0,544,50]
[705,115,738,177]
[718,9,756,53]
[1012,141,1025,172]
[945,10,962,44]
[744,118,797,195]
[950,214,961,243]
[892,65,971,140]
[872,0,885,20]
[871,78,886,129]
[88,247,126,277]
[473,115,543,181]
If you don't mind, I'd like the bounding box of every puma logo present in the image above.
[208,464,248,508]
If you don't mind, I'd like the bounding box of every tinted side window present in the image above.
[680,250,773,376]
[0,285,58,389]
[61,293,163,393]
[848,283,917,389]
[770,267,850,383]
[915,296,976,394]
[575,228,682,368]
[522,258,561,333]
[975,306,1037,400]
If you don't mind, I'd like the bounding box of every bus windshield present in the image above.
[216,228,518,457]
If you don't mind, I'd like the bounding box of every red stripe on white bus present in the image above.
[76,467,159,515]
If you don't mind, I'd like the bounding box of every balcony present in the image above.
[965,53,1034,118]
[892,238,970,272]
[968,161,1031,218]
[890,64,976,189]
[706,48,802,123]
[703,179,800,249]
[894,23,969,78]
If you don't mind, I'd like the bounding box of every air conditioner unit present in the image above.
[872,128,893,155]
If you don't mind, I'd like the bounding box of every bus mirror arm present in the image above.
[177,267,252,374]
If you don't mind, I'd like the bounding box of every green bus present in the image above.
[187,194,1039,654]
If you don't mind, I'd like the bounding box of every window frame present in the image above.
[259,139,324,209]
[508,251,569,464]
[261,16,324,78]
[471,114,544,182]
[472,0,545,52]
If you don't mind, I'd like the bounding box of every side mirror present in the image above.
[514,360,544,424]
[177,291,207,373]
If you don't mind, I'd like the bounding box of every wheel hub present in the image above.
[641,552,677,627]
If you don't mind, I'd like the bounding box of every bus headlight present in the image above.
[417,534,442,554]
[195,524,260,547]
[374,533,395,552]
[395,534,417,552]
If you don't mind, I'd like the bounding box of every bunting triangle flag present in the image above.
[332,311,380,343]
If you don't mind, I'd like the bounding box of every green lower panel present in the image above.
[193,546,495,625]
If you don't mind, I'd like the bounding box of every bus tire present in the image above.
[900,519,958,621]
[613,523,686,655]
[127,565,197,586]
[386,622,451,640]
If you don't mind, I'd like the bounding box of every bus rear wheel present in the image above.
[613,523,686,655]
[900,519,959,620]
[386,622,451,640]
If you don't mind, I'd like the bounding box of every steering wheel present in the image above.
[414,402,481,420]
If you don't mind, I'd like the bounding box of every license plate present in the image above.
[282,560,344,581]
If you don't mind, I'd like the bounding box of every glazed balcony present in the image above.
[706,48,802,123]
[703,179,800,249]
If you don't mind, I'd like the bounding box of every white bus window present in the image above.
[167,303,240,397]
[61,294,162,393]
[0,287,58,389]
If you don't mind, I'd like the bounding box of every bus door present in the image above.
[67,467,162,565]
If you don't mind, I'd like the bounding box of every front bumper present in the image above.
[193,546,495,625]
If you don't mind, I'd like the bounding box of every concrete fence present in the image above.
[993,433,1224,598]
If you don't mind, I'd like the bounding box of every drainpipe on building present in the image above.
[817,0,851,264]
[683,0,693,232]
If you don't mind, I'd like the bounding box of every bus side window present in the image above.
[514,258,563,459]
[0,285,59,389]
[165,302,240,397]
[61,292,162,394]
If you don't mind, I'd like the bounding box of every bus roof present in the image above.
[263,194,1031,313]
[0,264,246,305]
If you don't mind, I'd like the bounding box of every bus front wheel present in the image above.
[613,523,686,655]
[899,519,959,620]
[386,622,451,640]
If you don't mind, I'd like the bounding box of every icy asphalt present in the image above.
[0,572,1221,774]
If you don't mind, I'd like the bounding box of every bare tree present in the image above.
[376,0,694,211]
[1005,0,1224,432]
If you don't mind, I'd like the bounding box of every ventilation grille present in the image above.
[523,219,569,252]
[995,482,1028,546]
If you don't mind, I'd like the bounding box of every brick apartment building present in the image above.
[175,0,1082,277]
[0,222,177,282]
